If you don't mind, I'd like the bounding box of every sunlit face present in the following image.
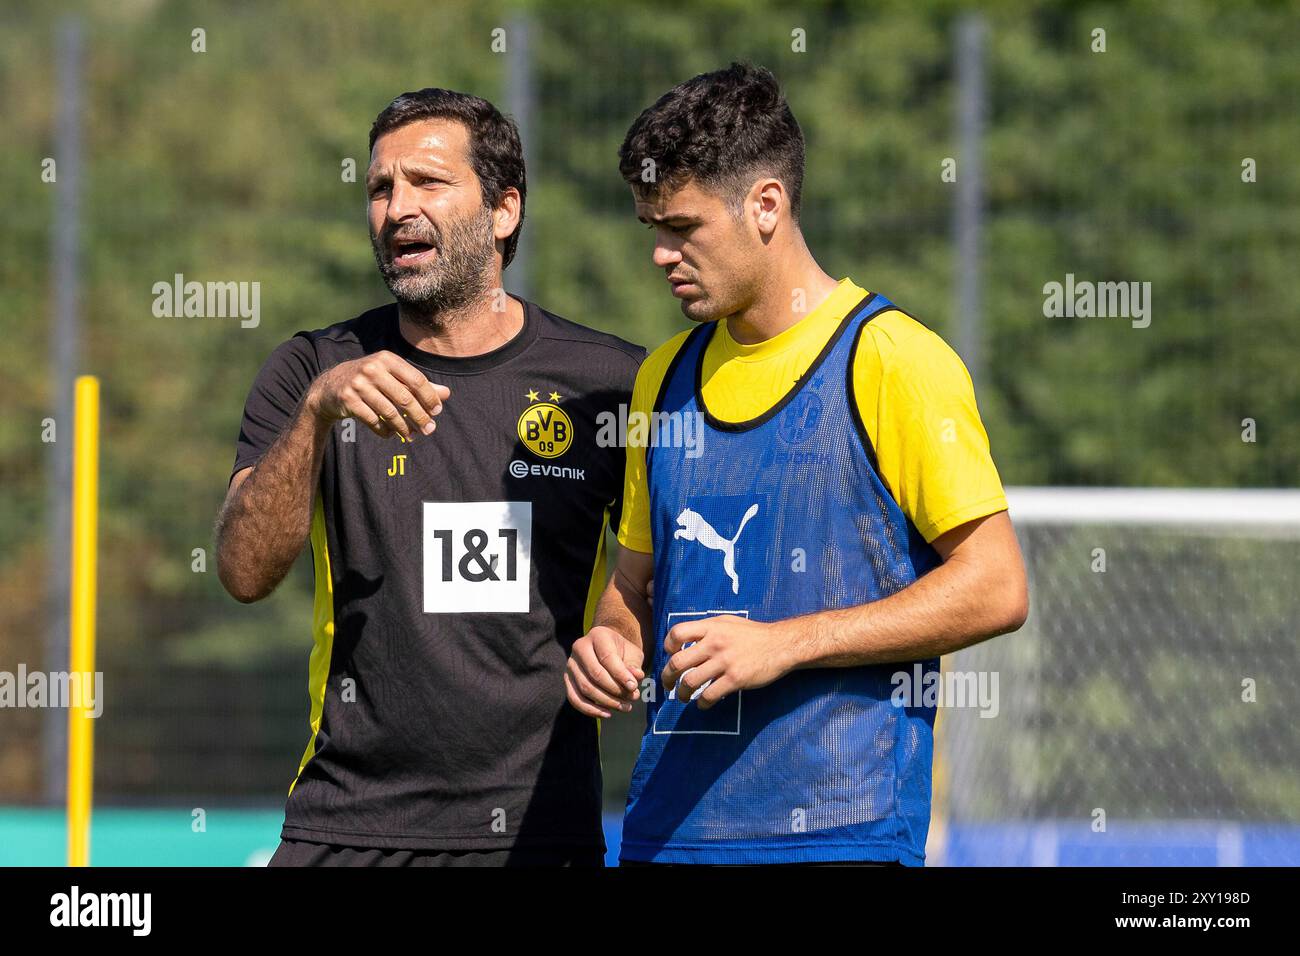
[633,180,760,322]
[366,118,496,315]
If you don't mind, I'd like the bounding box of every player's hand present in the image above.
[565,626,645,718]
[662,615,794,710]
[306,351,449,440]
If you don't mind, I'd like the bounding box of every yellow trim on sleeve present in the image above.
[289,494,336,796]
[584,507,613,761]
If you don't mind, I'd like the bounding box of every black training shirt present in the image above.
[230,297,644,851]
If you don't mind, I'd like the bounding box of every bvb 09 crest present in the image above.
[517,390,573,459]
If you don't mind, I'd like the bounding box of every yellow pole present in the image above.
[67,375,99,867]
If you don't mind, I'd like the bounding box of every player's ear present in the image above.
[750,178,785,239]
[492,187,522,242]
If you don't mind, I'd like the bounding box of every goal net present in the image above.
[931,487,1300,866]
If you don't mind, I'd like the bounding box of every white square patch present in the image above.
[652,609,747,735]
[422,501,532,613]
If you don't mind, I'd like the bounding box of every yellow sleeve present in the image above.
[616,331,692,553]
[855,316,1008,543]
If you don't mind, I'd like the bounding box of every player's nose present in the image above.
[385,179,423,224]
[651,242,681,269]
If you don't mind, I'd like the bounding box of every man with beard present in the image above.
[215,88,643,866]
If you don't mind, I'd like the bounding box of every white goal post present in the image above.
[1005,486,1300,531]
[931,486,1300,866]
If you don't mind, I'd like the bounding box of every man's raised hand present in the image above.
[306,350,449,440]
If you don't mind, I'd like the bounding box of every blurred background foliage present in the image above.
[0,0,1296,807]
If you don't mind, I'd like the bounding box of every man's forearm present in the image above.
[592,564,652,656]
[783,556,1026,670]
[216,395,333,602]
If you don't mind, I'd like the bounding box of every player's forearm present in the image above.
[592,564,651,654]
[216,396,333,603]
[782,556,1027,670]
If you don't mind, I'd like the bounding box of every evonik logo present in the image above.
[509,460,586,481]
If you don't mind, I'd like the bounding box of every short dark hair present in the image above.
[369,88,526,269]
[618,63,805,220]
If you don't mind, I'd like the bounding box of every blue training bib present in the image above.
[621,293,942,865]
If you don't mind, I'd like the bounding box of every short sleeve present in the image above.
[602,346,647,540]
[616,332,690,554]
[230,334,320,484]
[857,325,1008,543]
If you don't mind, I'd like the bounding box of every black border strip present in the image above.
[651,323,711,415]
[846,309,882,469]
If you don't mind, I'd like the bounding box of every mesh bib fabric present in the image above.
[621,294,942,865]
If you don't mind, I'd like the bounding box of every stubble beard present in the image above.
[371,204,497,328]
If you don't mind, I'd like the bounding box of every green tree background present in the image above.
[1,0,1296,819]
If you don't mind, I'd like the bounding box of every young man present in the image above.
[565,63,1028,865]
[216,88,643,866]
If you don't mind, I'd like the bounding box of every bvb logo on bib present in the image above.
[517,389,573,459]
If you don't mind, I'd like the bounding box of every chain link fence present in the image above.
[937,491,1300,864]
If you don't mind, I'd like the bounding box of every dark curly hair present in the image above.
[369,88,526,269]
[618,63,804,220]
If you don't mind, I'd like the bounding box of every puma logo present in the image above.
[674,504,760,594]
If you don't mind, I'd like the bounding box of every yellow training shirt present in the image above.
[617,278,1007,552]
